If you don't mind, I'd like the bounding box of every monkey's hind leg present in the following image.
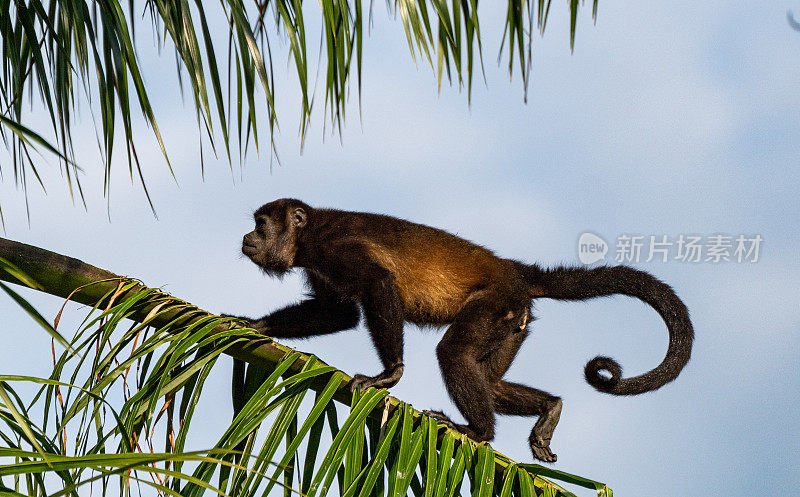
[481,321,563,463]
[429,298,505,443]
[493,380,563,463]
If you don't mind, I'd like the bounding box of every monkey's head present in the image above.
[242,198,310,276]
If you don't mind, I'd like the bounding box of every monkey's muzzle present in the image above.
[242,242,259,257]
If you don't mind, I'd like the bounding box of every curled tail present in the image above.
[526,265,693,396]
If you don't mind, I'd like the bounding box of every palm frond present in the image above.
[0,237,613,496]
[0,1,598,217]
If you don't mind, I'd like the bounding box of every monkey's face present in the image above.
[243,202,308,276]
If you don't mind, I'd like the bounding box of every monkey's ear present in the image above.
[290,207,307,228]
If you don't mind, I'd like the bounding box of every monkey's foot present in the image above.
[423,410,459,430]
[423,411,492,442]
[349,364,404,391]
[529,439,557,463]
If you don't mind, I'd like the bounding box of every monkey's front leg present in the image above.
[224,298,361,338]
[349,274,406,391]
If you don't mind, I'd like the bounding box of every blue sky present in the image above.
[1,1,798,496]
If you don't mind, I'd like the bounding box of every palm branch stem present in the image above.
[0,237,509,463]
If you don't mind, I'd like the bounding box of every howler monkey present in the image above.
[231,198,693,463]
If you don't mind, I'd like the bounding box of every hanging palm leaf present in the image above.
[0,0,598,217]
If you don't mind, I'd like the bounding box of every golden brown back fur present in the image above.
[362,229,504,324]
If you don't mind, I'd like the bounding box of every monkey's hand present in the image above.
[349,363,404,391]
[219,314,270,333]
[529,438,558,463]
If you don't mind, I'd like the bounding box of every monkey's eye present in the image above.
[255,219,266,229]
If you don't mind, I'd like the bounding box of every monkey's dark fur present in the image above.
[232,198,693,463]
